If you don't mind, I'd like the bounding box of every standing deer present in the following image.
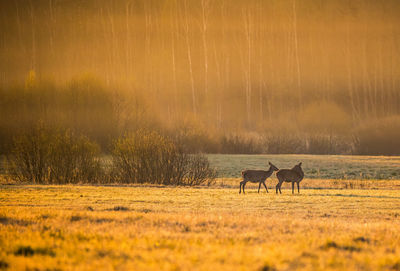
[275,162,304,194]
[239,162,279,194]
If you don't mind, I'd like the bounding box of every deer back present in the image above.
[242,169,272,180]
[276,168,304,182]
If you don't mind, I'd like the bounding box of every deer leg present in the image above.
[297,182,300,193]
[292,182,294,194]
[262,181,268,193]
[276,181,282,194]
[258,182,262,193]
[239,181,245,194]
[242,182,246,194]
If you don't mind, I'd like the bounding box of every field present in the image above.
[1,184,400,270]
[2,154,400,182]
[208,154,400,180]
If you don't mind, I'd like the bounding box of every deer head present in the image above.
[268,162,279,171]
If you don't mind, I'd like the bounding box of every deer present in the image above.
[239,162,279,194]
[275,162,304,194]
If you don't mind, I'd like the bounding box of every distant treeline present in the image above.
[1,75,400,156]
[1,0,400,135]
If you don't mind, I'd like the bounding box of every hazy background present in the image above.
[1,0,400,155]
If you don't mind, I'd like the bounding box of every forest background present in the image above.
[1,0,400,155]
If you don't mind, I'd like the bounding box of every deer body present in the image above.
[276,162,304,194]
[239,162,279,194]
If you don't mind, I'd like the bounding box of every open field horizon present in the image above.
[4,153,400,181]
[208,154,400,180]
[1,185,400,270]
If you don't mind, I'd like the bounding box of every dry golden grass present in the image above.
[216,178,400,190]
[1,183,400,270]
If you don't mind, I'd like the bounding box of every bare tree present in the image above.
[292,0,302,110]
[201,0,210,98]
[29,0,36,71]
[243,7,252,126]
[183,0,197,115]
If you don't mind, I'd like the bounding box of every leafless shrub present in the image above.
[6,123,57,183]
[111,130,216,186]
[264,134,305,154]
[219,134,262,154]
[186,154,217,186]
[48,132,102,184]
[7,123,103,184]
[353,115,400,155]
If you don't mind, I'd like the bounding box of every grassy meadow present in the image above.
[1,184,400,270]
[209,154,400,180]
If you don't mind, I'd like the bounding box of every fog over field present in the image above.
[1,0,400,155]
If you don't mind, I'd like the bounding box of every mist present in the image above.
[1,0,400,155]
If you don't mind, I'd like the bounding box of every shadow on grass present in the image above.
[320,241,361,252]
[308,193,400,200]
[14,245,56,257]
[0,216,31,226]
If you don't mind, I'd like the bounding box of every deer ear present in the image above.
[298,162,302,166]
[268,161,272,165]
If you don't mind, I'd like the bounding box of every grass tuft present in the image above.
[112,206,129,211]
[353,236,371,244]
[0,216,30,226]
[259,264,276,271]
[14,246,55,257]
[70,215,82,222]
[392,261,400,271]
[320,241,361,252]
[0,260,8,270]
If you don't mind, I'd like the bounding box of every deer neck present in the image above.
[266,166,274,176]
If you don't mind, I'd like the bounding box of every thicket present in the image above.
[353,116,400,155]
[1,76,400,156]
[6,125,216,185]
[111,130,216,185]
[7,124,102,184]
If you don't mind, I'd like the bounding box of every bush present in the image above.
[219,135,263,154]
[111,130,216,185]
[353,116,400,155]
[7,123,102,184]
[47,131,103,184]
[169,120,218,153]
[305,134,353,155]
[264,134,306,154]
[186,154,217,186]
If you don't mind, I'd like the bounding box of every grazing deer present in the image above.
[239,162,279,194]
[276,162,304,194]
